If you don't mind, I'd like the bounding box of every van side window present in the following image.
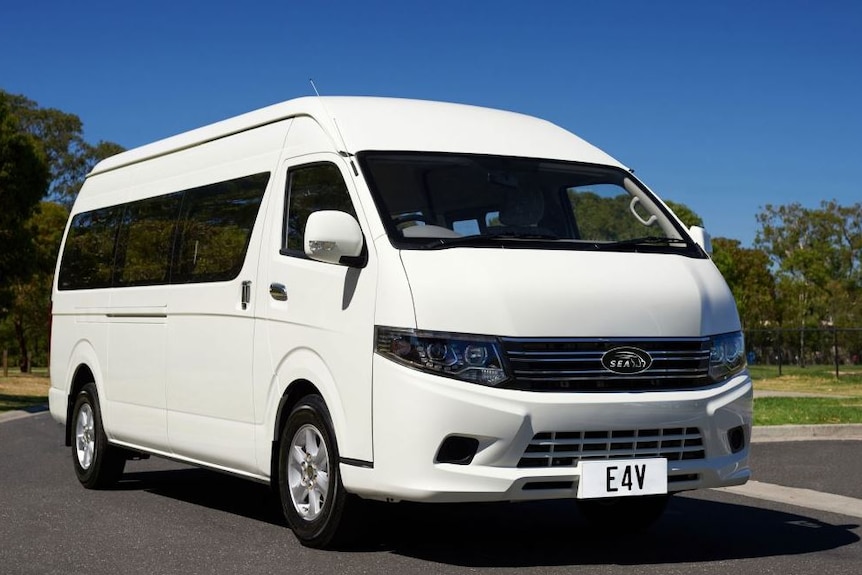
[57,172,269,290]
[283,163,357,256]
[58,206,123,290]
[173,173,270,283]
[114,193,183,286]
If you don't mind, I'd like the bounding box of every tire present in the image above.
[71,383,126,489]
[278,395,353,548]
[577,494,670,533]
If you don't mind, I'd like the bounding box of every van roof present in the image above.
[90,96,625,175]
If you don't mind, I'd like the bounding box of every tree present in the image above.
[711,237,776,329]
[5,202,69,371]
[756,201,862,326]
[0,89,124,206]
[665,200,704,228]
[0,95,50,314]
[755,201,862,365]
[1,89,124,370]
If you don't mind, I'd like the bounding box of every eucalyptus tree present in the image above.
[756,201,862,364]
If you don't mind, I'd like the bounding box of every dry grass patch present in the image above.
[749,365,862,398]
[0,370,50,412]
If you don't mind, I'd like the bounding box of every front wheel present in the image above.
[577,494,670,533]
[278,395,353,548]
[71,383,126,489]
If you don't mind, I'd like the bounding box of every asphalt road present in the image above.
[1,412,860,575]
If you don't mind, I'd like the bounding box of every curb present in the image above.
[0,405,49,424]
[751,424,862,443]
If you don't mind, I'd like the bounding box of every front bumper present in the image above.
[341,356,752,503]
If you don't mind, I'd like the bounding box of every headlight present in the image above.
[709,331,747,382]
[375,326,509,386]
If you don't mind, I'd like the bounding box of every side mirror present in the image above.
[689,225,712,255]
[304,210,365,266]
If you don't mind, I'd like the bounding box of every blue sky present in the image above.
[2,0,860,246]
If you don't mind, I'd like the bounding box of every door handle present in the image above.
[241,280,251,310]
[269,283,288,301]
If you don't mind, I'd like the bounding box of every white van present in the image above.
[50,96,751,547]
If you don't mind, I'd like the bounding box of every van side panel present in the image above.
[105,308,169,449]
[52,120,290,477]
[160,123,286,474]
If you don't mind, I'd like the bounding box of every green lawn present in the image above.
[754,396,862,425]
[749,363,862,425]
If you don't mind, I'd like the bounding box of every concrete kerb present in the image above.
[2,404,862,443]
[751,424,862,442]
[751,390,862,441]
[0,405,49,424]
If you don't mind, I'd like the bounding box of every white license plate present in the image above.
[577,458,668,499]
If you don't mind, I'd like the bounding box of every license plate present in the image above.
[577,458,667,499]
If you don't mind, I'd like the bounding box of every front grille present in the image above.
[500,337,711,392]
[518,427,706,468]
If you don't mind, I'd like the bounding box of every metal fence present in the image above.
[743,327,862,376]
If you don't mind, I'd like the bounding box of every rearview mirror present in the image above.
[304,210,366,266]
[688,225,712,255]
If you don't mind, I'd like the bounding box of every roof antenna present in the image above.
[308,79,355,170]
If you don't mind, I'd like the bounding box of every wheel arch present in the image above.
[62,340,107,446]
[265,345,352,472]
[65,365,97,446]
[270,378,330,487]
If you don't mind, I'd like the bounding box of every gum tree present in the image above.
[755,200,862,364]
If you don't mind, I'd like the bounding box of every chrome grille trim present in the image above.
[500,336,712,392]
[518,427,706,468]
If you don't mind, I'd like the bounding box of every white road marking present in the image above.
[715,480,862,520]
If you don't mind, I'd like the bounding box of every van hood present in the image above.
[398,248,740,338]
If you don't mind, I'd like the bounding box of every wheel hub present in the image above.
[75,403,96,470]
[287,423,330,520]
[300,455,318,487]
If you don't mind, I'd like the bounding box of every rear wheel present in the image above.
[71,383,126,489]
[278,395,353,548]
[577,494,670,532]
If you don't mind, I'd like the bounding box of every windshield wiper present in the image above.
[601,236,689,249]
[417,232,560,249]
[485,230,560,240]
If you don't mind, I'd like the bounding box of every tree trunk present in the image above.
[13,315,29,373]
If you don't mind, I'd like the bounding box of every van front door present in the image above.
[255,152,376,468]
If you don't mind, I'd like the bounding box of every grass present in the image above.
[0,368,50,413]
[750,363,862,425]
[749,364,862,397]
[754,397,862,425]
[3,364,861,426]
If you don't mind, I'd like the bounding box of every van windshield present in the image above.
[358,152,704,257]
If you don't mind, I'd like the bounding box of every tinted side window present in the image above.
[58,206,122,290]
[172,172,269,283]
[283,163,356,255]
[114,193,183,286]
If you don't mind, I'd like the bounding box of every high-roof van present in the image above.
[50,96,751,547]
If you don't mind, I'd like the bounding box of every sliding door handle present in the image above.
[269,283,288,301]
